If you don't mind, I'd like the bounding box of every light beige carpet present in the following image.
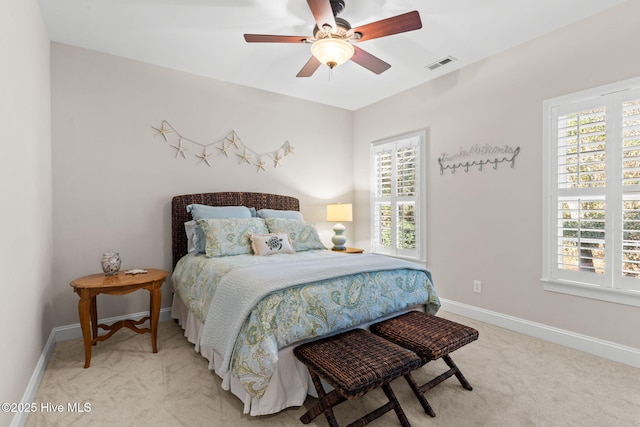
[25,312,640,427]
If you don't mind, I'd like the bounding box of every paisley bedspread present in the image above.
[172,250,440,399]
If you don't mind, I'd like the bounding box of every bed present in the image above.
[169,191,441,416]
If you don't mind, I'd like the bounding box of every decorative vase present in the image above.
[101,252,121,276]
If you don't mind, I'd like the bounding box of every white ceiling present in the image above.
[38,0,626,110]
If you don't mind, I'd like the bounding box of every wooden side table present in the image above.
[331,247,364,254]
[70,269,168,368]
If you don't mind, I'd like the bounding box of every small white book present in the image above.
[125,269,148,275]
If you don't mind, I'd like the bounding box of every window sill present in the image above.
[541,279,640,308]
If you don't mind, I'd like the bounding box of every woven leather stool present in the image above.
[294,328,422,427]
[370,311,478,417]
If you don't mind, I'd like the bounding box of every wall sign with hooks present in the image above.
[438,144,520,174]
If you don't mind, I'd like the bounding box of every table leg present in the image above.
[77,292,93,368]
[90,295,98,343]
[149,285,161,353]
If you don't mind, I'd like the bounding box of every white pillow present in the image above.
[186,204,252,220]
[256,209,304,221]
[184,220,198,253]
[250,233,295,256]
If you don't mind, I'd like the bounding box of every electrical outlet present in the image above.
[473,280,482,293]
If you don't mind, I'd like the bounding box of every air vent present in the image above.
[426,56,457,70]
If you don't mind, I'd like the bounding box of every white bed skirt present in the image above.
[171,293,314,416]
[171,294,423,416]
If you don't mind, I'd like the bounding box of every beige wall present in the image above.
[0,0,52,423]
[353,0,640,349]
[50,43,354,326]
[5,1,638,416]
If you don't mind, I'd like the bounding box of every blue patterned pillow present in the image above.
[187,205,253,254]
[197,218,269,257]
[264,218,326,252]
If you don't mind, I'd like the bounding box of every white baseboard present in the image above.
[439,298,640,369]
[10,307,172,427]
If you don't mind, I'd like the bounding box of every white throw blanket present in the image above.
[200,253,430,375]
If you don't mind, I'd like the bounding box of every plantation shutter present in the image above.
[549,88,640,292]
[620,93,640,290]
[396,144,417,254]
[373,148,393,250]
[554,100,608,285]
[371,134,423,260]
[543,78,640,303]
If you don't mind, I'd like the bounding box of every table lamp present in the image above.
[326,203,353,251]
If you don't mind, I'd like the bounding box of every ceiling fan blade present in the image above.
[307,0,336,32]
[351,46,391,74]
[296,56,322,77]
[244,34,309,43]
[352,10,422,42]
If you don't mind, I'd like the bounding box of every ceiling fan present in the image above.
[243,0,422,77]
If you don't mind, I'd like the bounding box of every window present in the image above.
[542,76,640,307]
[371,130,426,262]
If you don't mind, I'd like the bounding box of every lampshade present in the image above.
[310,38,355,69]
[326,203,353,222]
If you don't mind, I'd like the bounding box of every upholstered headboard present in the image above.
[171,192,300,267]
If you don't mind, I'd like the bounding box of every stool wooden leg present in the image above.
[404,372,436,417]
[443,355,473,391]
[301,373,413,427]
[382,383,412,427]
[300,372,344,426]
[346,385,405,427]
[404,356,474,418]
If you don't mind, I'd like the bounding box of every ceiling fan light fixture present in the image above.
[310,38,354,69]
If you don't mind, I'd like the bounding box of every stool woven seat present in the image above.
[294,328,422,427]
[370,311,478,417]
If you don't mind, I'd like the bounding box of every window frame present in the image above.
[542,76,640,307]
[370,129,427,263]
